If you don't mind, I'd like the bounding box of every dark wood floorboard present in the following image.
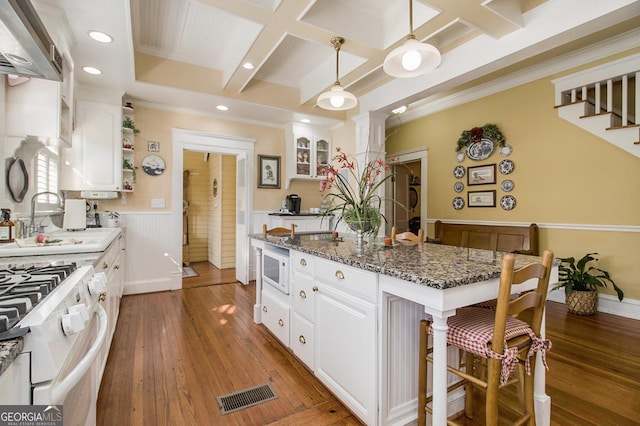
[98,264,640,425]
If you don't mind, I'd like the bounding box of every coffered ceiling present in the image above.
[34,0,640,127]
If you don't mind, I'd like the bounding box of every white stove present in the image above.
[0,262,110,424]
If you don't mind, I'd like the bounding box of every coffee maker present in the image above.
[285,194,301,214]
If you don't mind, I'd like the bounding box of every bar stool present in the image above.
[417,249,554,425]
[391,226,424,244]
[262,224,295,238]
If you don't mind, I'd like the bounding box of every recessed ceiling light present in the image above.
[301,118,310,123]
[392,105,407,114]
[216,105,229,111]
[83,66,102,75]
[242,62,254,70]
[88,30,113,43]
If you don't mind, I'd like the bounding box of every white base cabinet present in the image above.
[260,246,377,425]
[315,284,377,425]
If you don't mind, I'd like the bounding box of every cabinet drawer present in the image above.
[261,290,290,346]
[315,258,378,302]
[292,272,315,321]
[291,250,314,275]
[291,314,314,369]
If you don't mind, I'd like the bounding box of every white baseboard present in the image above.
[547,291,640,320]
[123,277,173,295]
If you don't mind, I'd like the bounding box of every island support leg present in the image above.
[430,315,450,425]
[534,313,551,425]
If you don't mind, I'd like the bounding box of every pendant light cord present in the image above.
[407,0,416,40]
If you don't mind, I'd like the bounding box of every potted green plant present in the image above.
[122,117,140,135]
[552,253,624,315]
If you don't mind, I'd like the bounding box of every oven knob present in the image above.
[88,276,106,295]
[61,311,85,336]
[68,303,90,322]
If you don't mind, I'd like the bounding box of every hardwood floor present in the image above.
[181,261,238,290]
[98,265,640,425]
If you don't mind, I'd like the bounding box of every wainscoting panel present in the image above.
[120,211,178,294]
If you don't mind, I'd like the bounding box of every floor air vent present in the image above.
[217,383,277,414]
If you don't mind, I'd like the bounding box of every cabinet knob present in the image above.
[99,292,106,302]
[335,270,345,280]
[262,306,268,313]
[312,286,318,292]
[300,258,307,266]
[114,265,120,270]
[103,262,108,270]
[278,319,284,327]
[299,335,306,344]
[299,290,307,299]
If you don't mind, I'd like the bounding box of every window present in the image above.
[34,146,60,209]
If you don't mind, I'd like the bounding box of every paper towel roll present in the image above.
[63,199,87,231]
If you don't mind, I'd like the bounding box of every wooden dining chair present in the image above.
[262,224,295,238]
[391,226,424,244]
[417,249,554,426]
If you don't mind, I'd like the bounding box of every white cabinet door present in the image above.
[61,100,122,191]
[315,284,376,425]
[291,313,314,369]
[261,289,290,346]
[286,123,331,187]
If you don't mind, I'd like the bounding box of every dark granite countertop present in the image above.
[0,338,23,376]
[253,233,546,290]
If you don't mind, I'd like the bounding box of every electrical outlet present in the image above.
[151,199,165,208]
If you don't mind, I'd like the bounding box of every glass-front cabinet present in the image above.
[286,123,331,188]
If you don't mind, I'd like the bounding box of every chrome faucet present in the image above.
[29,192,64,237]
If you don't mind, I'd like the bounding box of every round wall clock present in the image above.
[142,154,166,176]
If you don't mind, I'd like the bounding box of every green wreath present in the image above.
[456,124,506,152]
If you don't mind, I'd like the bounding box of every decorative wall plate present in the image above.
[500,195,516,210]
[454,182,464,193]
[453,197,465,210]
[466,138,494,161]
[499,144,512,157]
[501,179,514,192]
[142,154,166,176]
[498,159,514,175]
[456,151,465,162]
[453,165,466,179]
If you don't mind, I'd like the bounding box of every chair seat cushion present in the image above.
[443,307,547,384]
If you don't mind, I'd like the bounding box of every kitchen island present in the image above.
[251,232,557,426]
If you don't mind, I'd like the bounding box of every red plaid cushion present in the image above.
[430,307,551,384]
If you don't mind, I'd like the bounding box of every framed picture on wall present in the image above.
[468,190,496,207]
[467,164,496,185]
[258,155,281,189]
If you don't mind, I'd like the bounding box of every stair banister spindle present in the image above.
[571,89,577,103]
[622,75,628,126]
[581,85,587,102]
[607,79,613,113]
[595,82,601,114]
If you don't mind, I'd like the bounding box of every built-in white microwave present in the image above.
[262,245,289,294]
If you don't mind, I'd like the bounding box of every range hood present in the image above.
[0,0,62,81]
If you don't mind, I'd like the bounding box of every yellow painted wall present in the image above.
[385,56,640,302]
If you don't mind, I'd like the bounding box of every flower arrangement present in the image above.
[320,147,398,236]
[456,123,505,152]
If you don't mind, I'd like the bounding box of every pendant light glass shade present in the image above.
[317,37,358,111]
[383,0,441,78]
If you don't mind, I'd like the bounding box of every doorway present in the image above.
[182,150,237,280]
[385,148,428,236]
[171,129,255,289]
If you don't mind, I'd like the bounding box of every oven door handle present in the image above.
[51,304,108,404]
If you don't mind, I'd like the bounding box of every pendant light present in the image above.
[383,0,441,78]
[317,37,358,111]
